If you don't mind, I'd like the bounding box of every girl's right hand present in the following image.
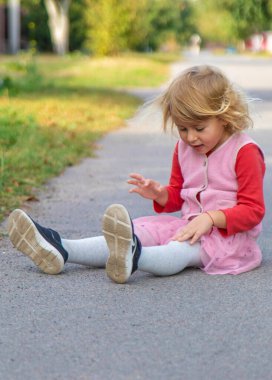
[127,173,168,204]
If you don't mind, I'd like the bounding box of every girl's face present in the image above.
[177,117,230,154]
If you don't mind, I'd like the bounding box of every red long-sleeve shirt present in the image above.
[154,142,266,236]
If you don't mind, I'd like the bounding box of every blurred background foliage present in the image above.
[1,0,272,220]
[16,0,272,56]
[193,0,272,45]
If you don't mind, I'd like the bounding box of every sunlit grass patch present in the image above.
[35,52,181,88]
[0,52,178,222]
[0,91,139,220]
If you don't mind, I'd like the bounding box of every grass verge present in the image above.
[0,52,180,222]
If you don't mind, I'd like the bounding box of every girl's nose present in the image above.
[187,130,197,142]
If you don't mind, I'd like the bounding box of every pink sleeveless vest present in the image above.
[179,133,260,225]
[178,132,263,274]
[133,133,263,275]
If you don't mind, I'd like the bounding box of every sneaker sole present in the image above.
[8,209,64,275]
[103,204,133,284]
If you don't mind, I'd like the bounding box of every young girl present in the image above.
[8,65,265,284]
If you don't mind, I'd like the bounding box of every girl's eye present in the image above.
[196,127,205,132]
[178,127,187,132]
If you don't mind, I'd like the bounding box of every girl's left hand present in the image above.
[172,213,213,245]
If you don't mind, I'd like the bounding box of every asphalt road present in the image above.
[1,52,272,380]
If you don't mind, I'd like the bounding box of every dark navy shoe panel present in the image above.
[131,235,142,274]
[31,219,68,263]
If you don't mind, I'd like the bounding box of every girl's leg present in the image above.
[102,204,202,284]
[62,236,108,267]
[8,209,109,274]
[138,241,201,276]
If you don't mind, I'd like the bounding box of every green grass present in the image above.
[0,52,181,222]
[34,52,181,88]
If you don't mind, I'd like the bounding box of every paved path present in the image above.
[1,53,272,380]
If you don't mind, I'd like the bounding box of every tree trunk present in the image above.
[8,0,20,54]
[44,0,71,55]
[0,4,6,53]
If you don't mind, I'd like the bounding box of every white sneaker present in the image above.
[8,209,68,274]
[102,204,141,284]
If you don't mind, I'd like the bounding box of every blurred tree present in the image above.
[21,0,87,52]
[121,0,151,52]
[0,0,6,52]
[44,0,71,55]
[123,0,194,52]
[6,0,272,55]
[84,0,194,54]
[191,0,238,45]
[176,0,197,46]
[84,0,135,55]
[21,0,51,52]
[8,0,20,53]
[69,0,87,51]
[192,0,272,45]
[146,0,191,51]
[22,0,71,54]
[227,0,272,38]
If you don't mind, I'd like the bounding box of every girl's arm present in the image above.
[220,143,265,236]
[128,142,184,210]
[128,173,168,205]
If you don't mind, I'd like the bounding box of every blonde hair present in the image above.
[160,65,252,133]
